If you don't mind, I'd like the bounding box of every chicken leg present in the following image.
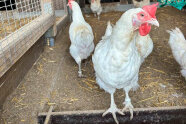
[122,87,134,120]
[98,15,100,20]
[103,93,124,124]
[78,61,83,77]
[77,60,87,78]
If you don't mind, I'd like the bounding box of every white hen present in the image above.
[167,28,186,79]
[68,0,94,77]
[90,0,102,20]
[92,3,159,124]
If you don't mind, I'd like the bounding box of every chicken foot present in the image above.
[77,61,86,78]
[98,15,100,20]
[78,61,82,77]
[78,61,87,78]
[103,93,124,124]
[122,88,134,120]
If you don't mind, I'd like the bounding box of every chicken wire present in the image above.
[53,0,68,22]
[53,0,65,10]
[0,0,55,77]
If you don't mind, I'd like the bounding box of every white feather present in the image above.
[167,28,186,79]
[102,21,113,40]
[135,32,153,63]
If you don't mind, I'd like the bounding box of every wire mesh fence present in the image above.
[53,0,65,10]
[0,0,56,77]
[1,0,41,40]
[53,0,68,23]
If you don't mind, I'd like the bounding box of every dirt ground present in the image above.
[0,6,186,124]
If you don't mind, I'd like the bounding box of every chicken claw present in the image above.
[103,105,124,124]
[122,101,134,120]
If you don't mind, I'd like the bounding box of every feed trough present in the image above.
[38,106,186,124]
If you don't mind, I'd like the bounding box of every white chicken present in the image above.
[167,28,186,79]
[132,0,150,8]
[90,0,102,20]
[92,3,159,124]
[68,0,94,77]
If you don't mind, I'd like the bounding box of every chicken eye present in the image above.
[140,13,144,17]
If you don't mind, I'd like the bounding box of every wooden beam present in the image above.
[38,106,186,124]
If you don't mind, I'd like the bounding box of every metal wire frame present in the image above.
[0,0,55,78]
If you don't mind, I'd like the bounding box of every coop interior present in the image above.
[0,0,186,124]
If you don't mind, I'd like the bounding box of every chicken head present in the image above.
[132,3,159,36]
[67,0,74,9]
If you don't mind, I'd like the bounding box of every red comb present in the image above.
[142,3,159,19]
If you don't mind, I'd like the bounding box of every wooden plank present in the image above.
[0,36,45,109]
[38,106,186,124]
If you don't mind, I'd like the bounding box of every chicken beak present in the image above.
[148,18,159,27]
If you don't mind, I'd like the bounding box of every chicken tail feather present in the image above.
[167,27,186,44]
[102,21,113,40]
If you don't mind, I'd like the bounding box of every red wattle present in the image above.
[139,23,151,36]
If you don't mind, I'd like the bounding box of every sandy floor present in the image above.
[0,6,186,124]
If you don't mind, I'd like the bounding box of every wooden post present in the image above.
[42,0,57,37]
[50,0,57,36]
[40,0,44,15]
